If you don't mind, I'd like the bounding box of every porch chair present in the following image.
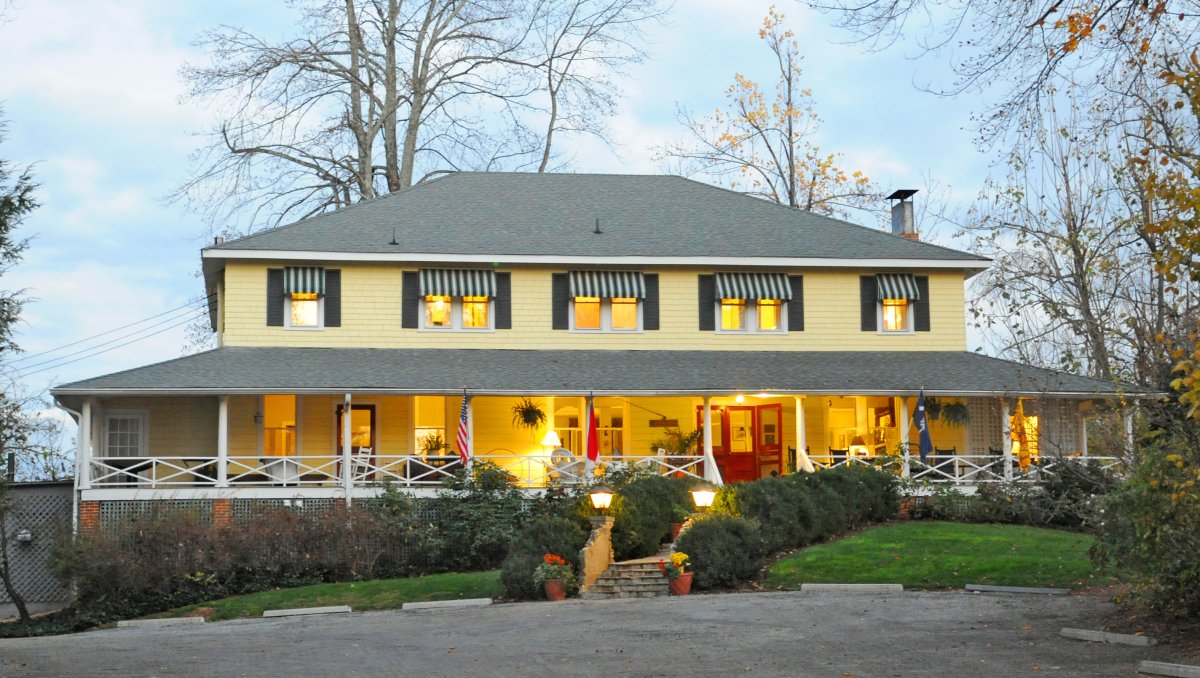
[934,447,958,478]
[636,448,668,473]
[350,447,374,482]
[549,447,578,482]
[828,448,848,466]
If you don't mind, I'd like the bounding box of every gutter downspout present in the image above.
[55,403,82,537]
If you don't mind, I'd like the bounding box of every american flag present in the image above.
[456,394,471,465]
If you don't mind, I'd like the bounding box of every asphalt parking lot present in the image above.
[0,590,1184,677]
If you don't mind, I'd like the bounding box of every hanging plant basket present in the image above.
[511,397,547,432]
[939,402,971,428]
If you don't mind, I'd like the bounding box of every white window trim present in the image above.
[284,294,325,330]
[418,296,495,332]
[714,299,788,334]
[102,410,149,458]
[568,297,643,333]
[877,298,915,334]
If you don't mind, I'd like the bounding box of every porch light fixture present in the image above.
[253,411,263,425]
[540,430,562,448]
[589,484,615,513]
[849,435,869,458]
[734,394,745,404]
[690,481,717,511]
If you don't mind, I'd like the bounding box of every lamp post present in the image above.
[589,483,615,515]
[690,481,716,512]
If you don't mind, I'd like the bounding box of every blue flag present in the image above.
[913,390,934,463]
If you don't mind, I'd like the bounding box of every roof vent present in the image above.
[887,189,918,240]
[213,236,224,245]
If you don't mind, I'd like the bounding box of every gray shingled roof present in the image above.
[52,348,1138,403]
[206,173,986,262]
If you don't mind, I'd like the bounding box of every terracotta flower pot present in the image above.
[670,523,683,541]
[668,571,693,596]
[544,578,567,601]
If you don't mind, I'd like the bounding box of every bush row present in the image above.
[907,459,1119,529]
[677,465,900,590]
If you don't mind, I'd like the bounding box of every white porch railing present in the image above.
[88,452,707,489]
[810,454,1125,484]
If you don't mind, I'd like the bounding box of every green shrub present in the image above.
[610,475,692,560]
[499,516,588,600]
[674,514,764,589]
[722,477,818,553]
[786,472,851,540]
[424,462,531,571]
[1093,433,1200,617]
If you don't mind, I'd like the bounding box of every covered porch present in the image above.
[51,347,1141,500]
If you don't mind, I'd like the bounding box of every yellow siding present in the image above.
[99,396,218,457]
[220,262,967,351]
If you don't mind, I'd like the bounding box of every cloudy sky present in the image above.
[0,0,988,404]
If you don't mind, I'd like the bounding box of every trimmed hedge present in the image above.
[610,475,692,560]
[499,517,588,600]
[674,515,765,588]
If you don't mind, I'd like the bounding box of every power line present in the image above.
[10,305,206,373]
[15,310,206,379]
[7,293,214,364]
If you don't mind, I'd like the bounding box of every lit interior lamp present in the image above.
[849,435,869,458]
[589,484,615,514]
[690,481,717,511]
[734,394,745,404]
[540,430,562,449]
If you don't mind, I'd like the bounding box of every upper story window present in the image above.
[713,272,792,333]
[419,269,495,331]
[860,273,929,333]
[568,271,645,332]
[266,266,340,330]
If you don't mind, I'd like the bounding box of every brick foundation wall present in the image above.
[212,499,232,526]
[78,500,100,534]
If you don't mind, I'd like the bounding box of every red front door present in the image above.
[698,404,783,483]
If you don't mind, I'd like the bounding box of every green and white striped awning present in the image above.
[419,269,496,297]
[568,271,646,299]
[714,272,792,300]
[876,273,920,300]
[283,266,325,295]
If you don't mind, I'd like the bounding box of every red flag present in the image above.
[456,394,470,464]
[586,400,599,466]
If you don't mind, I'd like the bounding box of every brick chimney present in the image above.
[887,189,919,240]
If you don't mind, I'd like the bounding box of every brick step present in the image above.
[580,589,667,600]
[592,577,668,590]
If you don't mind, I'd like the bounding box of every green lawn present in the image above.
[763,521,1109,590]
[161,571,503,621]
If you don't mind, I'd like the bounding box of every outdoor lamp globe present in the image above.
[690,482,717,510]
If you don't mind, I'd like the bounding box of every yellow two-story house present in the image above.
[52,173,1134,524]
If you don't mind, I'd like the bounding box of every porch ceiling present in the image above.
[51,347,1151,405]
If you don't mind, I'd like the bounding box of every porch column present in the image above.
[1000,398,1013,480]
[702,397,722,486]
[793,396,814,473]
[898,396,910,477]
[1077,402,1089,457]
[1123,406,1134,458]
[217,395,229,488]
[78,399,93,490]
[343,393,353,506]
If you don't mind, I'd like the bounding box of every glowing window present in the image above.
[425,295,452,327]
[290,292,320,327]
[574,296,601,329]
[881,298,909,332]
[758,299,781,331]
[720,299,746,330]
[611,297,638,330]
[462,296,489,328]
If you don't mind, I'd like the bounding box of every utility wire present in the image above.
[10,305,207,373]
[15,309,206,379]
[7,293,215,364]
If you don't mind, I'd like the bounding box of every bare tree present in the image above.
[653,7,877,217]
[175,0,662,235]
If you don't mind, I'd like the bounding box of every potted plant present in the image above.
[533,553,576,601]
[511,397,547,433]
[658,551,693,595]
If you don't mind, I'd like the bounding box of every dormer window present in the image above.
[419,269,495,331]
